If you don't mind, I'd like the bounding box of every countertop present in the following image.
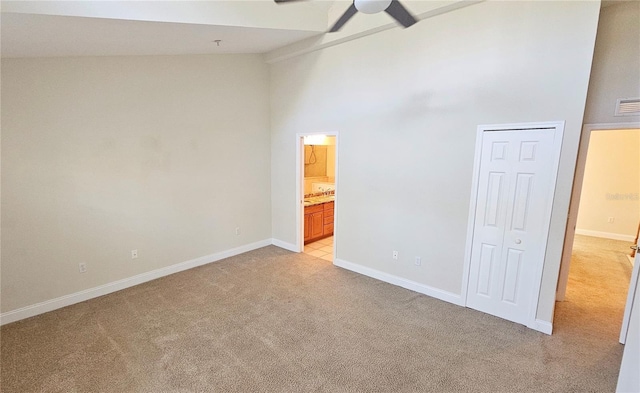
[303,195,335,207]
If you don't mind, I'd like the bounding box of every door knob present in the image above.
[515,239,522,244]
[631,245,638,251]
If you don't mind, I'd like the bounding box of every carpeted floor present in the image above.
[554,235,633,344]
[0,236,633,392]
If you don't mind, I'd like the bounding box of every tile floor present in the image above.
[303,236,334,262]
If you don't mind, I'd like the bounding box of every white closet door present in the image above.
[467,128,557,325]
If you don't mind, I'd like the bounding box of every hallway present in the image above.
[554,234,633,340]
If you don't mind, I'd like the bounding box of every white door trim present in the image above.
[621,246,640,344]
[461,121,565,333]
[557,122,640,301]
[295,132,339,258]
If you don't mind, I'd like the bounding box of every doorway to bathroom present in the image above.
[296,133,338,262]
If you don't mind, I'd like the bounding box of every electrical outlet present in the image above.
[235,227,241,236]
[78,263,87,273]
[131,249,138,259]
[607,217,615,223]
[415,257,422,266]
[392,250,399,260]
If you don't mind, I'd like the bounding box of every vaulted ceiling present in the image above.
[0,0,332,58]
[1,1,482,59]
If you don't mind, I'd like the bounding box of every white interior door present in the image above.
[467,127,560,326]
[620,241,640,344]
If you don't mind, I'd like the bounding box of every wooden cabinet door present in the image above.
[323,203,334,236]
[304,213,311,242]
[311,211,324,239]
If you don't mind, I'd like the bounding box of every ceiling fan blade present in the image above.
[384,0,417,28]
[274,0,306,3]
[329,3,358,32]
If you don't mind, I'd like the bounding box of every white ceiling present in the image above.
[0,0,512,59]
[1,12,325,58]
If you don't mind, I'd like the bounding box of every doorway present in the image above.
[296,133,338,262]
[557,124,640,343]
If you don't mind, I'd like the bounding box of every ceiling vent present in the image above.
[615,98,640,116]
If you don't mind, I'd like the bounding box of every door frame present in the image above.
[461,121,565,333]
[295,132,339,255]
[621,247,640,344]
[557,122,640,301]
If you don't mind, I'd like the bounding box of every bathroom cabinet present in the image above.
[304,201,334,244]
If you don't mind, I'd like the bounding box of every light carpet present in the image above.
[0,236,633,392]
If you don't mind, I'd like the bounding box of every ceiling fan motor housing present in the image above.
[354,0,393,14]
[275,0,416,32]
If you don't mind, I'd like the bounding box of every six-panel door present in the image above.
[467,128,556,325]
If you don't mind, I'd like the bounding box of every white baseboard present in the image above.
[333,258,463,306]
[529,319,553,335]
[333,258,556,334]
[0,239,272,326]
[1,242,557,336]
[271,238,299,252]
[575,229,635,242]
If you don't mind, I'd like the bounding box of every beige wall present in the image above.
[1,54,271,313]
[270,1,600,324]
[584,1,640,125]
[304,145,328,177]
[576,130,640,239]
[326,145,336,180]
[304,176,330,195]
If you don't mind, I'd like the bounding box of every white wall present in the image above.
[1,54,271,313]
[583,1,640,125]
[270,1,600,323]
[576,130,640,240]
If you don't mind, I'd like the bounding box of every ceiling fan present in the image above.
[275,0,418,32]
